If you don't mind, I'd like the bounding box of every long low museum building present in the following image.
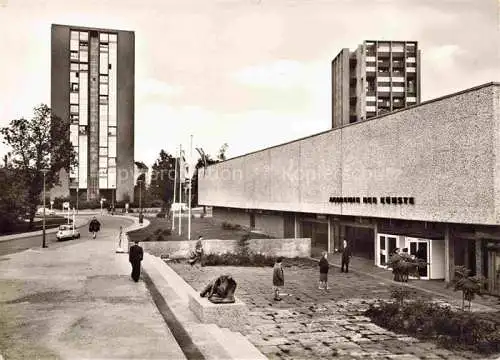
[198,82,500,294]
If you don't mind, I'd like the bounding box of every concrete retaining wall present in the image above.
[142,238,311,258]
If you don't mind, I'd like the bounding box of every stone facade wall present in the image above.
[141,238,311,259]
[199,84,500,225]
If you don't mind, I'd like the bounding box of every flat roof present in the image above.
[209,81,500,167]
[52,23,134,34]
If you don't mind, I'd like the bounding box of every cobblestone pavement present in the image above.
[169,262,499,360]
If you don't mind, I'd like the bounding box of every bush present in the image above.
[221,221,241,230]
[156,234,164,241]
[365,300,500,355]
[156,212,166,218]
[202,253,276,267]
[162,229,172,236]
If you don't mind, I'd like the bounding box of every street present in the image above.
[0,216,128,257]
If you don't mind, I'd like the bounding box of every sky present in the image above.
[0,0,499,168]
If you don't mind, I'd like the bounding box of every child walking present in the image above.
[318,251,330,290]
[272,257,284,301]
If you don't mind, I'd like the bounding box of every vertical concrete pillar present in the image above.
[475,238,483,276]
[373,222,379,265]
[444,225,455,282]
[327,217,332,253]
[294,214,299,239]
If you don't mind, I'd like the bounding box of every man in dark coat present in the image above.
[129,240,143,282]
[88,217,101,239]
[341,240,351,273]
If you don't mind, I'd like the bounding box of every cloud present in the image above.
[232,60,305,89]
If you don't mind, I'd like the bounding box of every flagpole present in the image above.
[172,146,178,230]
[188,135,193,241]
[178,144,182,236]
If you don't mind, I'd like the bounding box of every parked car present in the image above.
[170,202,188,212]
[36,207,56,216]
[56,225,80,240]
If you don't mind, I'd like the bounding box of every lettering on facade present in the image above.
[328,196,415,205]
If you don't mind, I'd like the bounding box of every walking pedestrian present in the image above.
[318,251,330,290]
[89,216,101,239]
[272,257,284,301]
[341,239,351,273]
[129,240,144,282]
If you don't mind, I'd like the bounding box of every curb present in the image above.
[143,254,266,360]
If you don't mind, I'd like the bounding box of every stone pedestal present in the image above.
[188,293,248,328]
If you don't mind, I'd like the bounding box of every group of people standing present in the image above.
[272,239,352,301]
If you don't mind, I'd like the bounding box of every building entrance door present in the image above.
[376,234,398,268]
[487,250,500,296]
[408,239,429,279]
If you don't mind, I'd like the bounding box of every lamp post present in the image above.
[41,169,49,248]
[138,179,143,213]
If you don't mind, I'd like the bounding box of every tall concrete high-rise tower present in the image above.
[332,40,421,128]
[51,24,135,202]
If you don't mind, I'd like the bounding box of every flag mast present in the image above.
[178,144,182,236]
[188,135,193,241]
[172,146,178,230]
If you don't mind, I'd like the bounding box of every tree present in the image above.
[0,166,28,233]
[217,143,228,161]
[447,265,487,311]
[149,150,177,208]
[0,104,76,228]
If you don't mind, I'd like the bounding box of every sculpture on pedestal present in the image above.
[200,275,237,304]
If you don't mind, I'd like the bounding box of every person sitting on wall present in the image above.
[188,236,204,266]
[199,274,237,303]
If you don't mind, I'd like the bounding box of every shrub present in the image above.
[221,221,241,230]
[365,300,500,355]
[162,229,172,236]
[447,265,487,311]
[156,234,164,241]
[202,253,276,267]
[156,212,166,218]
[154,228,162,235]
[237,233,251,257]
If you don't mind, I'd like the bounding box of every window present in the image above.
[108,63,112,70]
[100,75,108,83]
[108,127,116,136]
[70,104,79,113]
[70,51,79,61]
[78,125,87,135]
[79,32,88,41]
[70,114,79,124]
[100,83,108,95]
[108,137,116,157]
[71,82,79,92]
[109,34,117,43]
[70,92,79,104]
[99,33,109,42]
[80,51,88,63]
[80,63,88,71]
[70,125,78,145]
[99,147,108,156]
[108,157,116,167]
[100,53,108,74]
[70,63,79,71]
[99,157,108,168]
[100,43,109,52]
[99,95,108,105]
[71,31,79,39]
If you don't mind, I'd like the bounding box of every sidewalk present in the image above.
[0,215,185,359]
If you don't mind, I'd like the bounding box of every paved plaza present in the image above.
[169,261,500,360]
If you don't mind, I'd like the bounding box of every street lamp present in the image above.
[138,179,143,224]
[41,169,49,248]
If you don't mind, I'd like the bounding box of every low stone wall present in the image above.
[142,238,311,258]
